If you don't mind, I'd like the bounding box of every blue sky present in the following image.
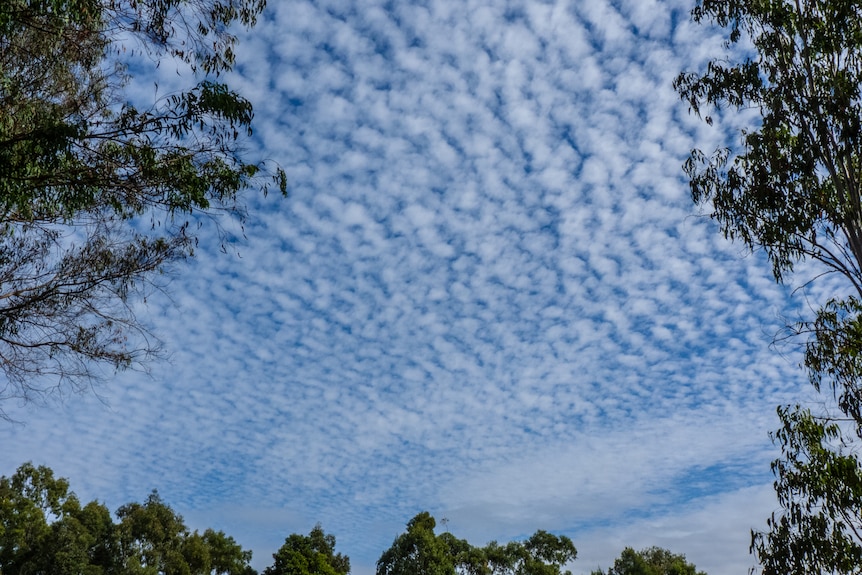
[0,0,832,574]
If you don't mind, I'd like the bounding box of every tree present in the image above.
[675,1,862,574]
[377,513,458,575]
[0,0,285,416]
[482,532,577,575]
[0,462,87,575]
[0,463,257,575]
[0,463,122,575]
[376,512,576,575]
[263,525,350,575]
[591,547,705,575]
[202,529,258,575]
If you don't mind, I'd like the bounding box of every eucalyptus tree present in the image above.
[675,0,862,573]
[0,463,256,575]
[264,525,350,575]
[591,547,705,575]
[0,0,284,414]
[376,513,576,575]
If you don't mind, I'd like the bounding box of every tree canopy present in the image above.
[264,525,350,575]
[592,547,706,575]
[376,512,577,575]
[0,0,284,415]
[0,463,257,575]
[675,1,862,573]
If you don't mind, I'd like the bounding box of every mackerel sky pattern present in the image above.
[0,1,826,574]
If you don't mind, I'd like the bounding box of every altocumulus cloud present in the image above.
[0,1,815,575]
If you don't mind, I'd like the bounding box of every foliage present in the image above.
[674,0,862,288]
[376,512,462,575]
[264,525,350,575]
[591,547,706,575]
[376,512,576,575]
[753,406,862,575]
[0,463,257,575]
[675,0,862,573]
[0,0,285,415]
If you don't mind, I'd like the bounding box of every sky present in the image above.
[0,0,836,574]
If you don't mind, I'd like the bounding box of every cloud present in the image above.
[571,483,778,575]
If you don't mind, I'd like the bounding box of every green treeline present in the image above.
[0,464,703,575]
